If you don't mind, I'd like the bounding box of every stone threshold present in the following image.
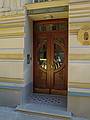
[16,103,72,119]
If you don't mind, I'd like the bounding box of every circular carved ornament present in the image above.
[78,26,90,45]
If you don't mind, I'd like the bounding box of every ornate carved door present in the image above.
[33,19,68,95]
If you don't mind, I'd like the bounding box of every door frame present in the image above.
[33,18,68,95]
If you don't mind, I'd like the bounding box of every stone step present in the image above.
[16,103,72,119]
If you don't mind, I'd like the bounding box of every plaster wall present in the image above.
[68,0,90,90]
[0,61,23,78]
[0,0,25,11]
[68,0,90,118]
[0,38,24,48]
[0,89,21,107]
[0,14,24,79]
[68,96,90,119]
[0,2,25,105]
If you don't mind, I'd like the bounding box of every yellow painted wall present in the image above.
[0,0,25,105]
[25,0,68,10]
[0,38,24,48]
[0,12,25,83]
[0,0,24,13]
[0,61,23,78]
[68,62,90,83]
[68,1,90,117]
[0,49,23,54]
[69,0,90,89]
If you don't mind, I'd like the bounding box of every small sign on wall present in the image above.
[78,26,90,45]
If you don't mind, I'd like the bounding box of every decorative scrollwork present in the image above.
[78,26,90,45]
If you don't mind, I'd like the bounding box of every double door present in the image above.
[33,19,68,95]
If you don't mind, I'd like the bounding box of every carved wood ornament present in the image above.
[78,26,90,45]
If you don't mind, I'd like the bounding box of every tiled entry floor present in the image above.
[16,93,69,119]
[28,93,67,109]
[16,94,88,119]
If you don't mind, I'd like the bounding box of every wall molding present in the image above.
[70,29,78,34]
[0,12,25,22]
[70,6,90,11]
[0,77,24,84]
[0,27,24,34]
[25,0,68,10]
[70,15,90,18]
[69,0,90,4]
[0,22,24,28]
[69,54,90,60]
[0,32,24,38]
[69,82,90,89]
[0,53,24,60]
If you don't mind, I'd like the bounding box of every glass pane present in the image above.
[59,23,67,30]
[36,22,67,32]
[37,24,46,32]
[39,0,48,2]
[49,24,59,31]
[52,24,57,30]
[39,42,47,70]
[54,44,64,70]
[34,0,38,3]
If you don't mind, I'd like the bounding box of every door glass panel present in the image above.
[54,44,64,70]
[39,42,47,70]
[36,22,67,32]
[34,0,48,3]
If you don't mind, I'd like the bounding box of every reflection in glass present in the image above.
[54,44,64,70]
[39,42,47,70]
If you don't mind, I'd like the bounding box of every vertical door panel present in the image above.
[33,33,50,93]
[51,32,68,95]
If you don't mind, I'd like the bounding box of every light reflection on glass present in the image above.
[54,44,64,70]
[39,42,47,70]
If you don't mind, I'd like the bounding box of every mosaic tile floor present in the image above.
[28,93,67,108]
[15,93,71,119]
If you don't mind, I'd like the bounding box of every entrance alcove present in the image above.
[23,4,69,111]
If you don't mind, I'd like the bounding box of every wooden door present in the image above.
[33,19,68,95]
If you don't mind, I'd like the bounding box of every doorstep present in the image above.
[16,103,72,119]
